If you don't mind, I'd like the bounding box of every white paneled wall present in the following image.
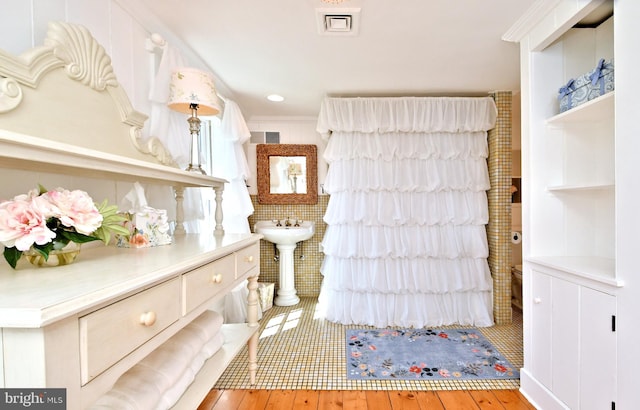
[0,0,183,203]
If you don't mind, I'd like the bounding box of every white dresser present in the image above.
[0,21,262,409]
[0,233,261,409]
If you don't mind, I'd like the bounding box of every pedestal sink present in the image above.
[254,220,315,306]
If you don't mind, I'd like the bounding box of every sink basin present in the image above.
[254,220,315,245]
[254,220,315,307]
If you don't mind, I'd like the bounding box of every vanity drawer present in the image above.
[79,278,181,385]
[182,253,235,314]
[237,242,260,277]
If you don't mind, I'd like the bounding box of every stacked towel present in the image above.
[91,310,225,410]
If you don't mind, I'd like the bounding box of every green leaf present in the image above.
[93,199,130,245]
[60,230,98,244]
[3,247,22,269]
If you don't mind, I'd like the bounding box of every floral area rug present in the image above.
[346,328,519,381]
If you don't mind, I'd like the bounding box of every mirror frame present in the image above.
[257,144,318,205]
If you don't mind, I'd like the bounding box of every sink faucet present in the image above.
[284,217,292,227]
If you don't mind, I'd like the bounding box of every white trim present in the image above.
[502,0,561,42]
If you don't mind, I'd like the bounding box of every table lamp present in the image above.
[168,67,221,174]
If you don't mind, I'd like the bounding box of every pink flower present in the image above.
[368,345,377,351]
[129,233,149,246]
[42,188,102,235]
[0,196,56,251]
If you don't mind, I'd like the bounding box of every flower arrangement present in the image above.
[0,185,130,269]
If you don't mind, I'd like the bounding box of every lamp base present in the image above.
[186,164,206,174]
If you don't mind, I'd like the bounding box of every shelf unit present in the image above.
[0,129,263,409]
[505,1,623,409]
[526,11,616,285]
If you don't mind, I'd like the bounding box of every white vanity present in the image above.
[0,21,261,409]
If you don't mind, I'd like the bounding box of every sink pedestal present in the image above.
[274,243,300,306]
[253,220,315,307]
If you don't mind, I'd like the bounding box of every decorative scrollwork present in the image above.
[0,76,23,113]
[44,21,118,91]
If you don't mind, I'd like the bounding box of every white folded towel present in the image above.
[91,366,165,409]
[90,310,226,410]
[157,331,226,409]
[187,309,224,341]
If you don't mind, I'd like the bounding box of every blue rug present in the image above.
[346,328,519,381]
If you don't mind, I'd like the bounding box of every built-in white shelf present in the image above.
[547,183,615,192]
[546,91,615,125]
[527,255,622,288]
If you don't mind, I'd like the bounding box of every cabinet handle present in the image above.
[211,273,223,283]
[533,297,542,304]
[246,255,254,263]
[139,311,157,327]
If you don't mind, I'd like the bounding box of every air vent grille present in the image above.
[325,15,352,32]
[316,8,361,36]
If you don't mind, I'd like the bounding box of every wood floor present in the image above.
[198,389,536,409]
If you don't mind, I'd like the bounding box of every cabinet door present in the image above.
[580,287,616,410]
[551,277,580,410]
[530,270,552,388]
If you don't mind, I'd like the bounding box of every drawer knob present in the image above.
[139,311,157,327]
[211,273,223,283]
[246,255,254,263]
[533,297,542,304]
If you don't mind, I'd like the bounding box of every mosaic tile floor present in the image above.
[215,297,523,391]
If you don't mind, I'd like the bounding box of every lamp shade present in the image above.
[168,67,221,116]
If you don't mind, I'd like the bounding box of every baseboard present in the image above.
[520,368,569,410]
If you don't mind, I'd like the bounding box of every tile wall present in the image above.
[487,91,513,325]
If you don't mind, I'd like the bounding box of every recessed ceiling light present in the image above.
[267,94,284,102]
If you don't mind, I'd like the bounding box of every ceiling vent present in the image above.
[316,8,361,36]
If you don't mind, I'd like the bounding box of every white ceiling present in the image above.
[136,0,537,120]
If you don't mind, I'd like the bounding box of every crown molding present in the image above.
[502,0,561,42]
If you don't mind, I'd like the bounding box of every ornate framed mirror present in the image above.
[257,144,318,204]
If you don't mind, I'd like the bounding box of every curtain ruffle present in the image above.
[317,96,494,328]
[317,286,494,328]
[321,225,489,259]
[323,158,490,193]
[320,256,492,294]
[317,97,497,139]
[324,190,488,226]
[323,131,488,162]
[211,100,254,234]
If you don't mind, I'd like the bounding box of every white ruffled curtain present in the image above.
[316,97,497,328]
[211,99,254,234]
